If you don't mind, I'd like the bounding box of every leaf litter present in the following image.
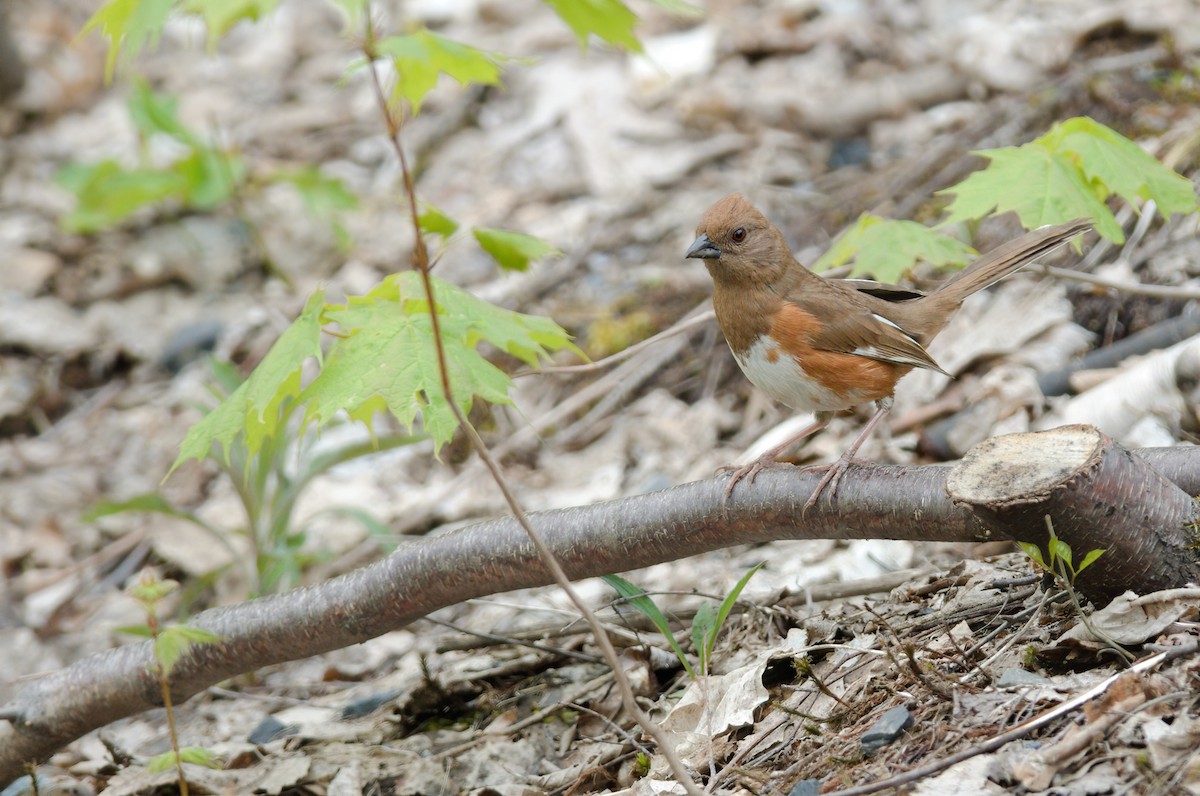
[1,0,1200,793]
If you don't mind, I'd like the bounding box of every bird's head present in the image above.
[685,194,791,286]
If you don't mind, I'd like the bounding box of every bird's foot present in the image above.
[718,456,795,503]
[799,454,870,512]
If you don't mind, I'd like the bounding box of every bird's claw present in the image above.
[718,454,869,512]
[718,458,791,504]
[799,455,869,513]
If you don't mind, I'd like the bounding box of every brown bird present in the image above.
[686,194,1090,508]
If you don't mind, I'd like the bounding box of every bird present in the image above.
[686,194,1090,509]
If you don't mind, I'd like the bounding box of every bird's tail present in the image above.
[932,218,1092,308]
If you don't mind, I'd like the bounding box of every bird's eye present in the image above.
[731,227,747,243]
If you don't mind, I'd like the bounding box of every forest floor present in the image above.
[2,0,1200,793]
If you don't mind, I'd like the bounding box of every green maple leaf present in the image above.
[940,116,1198,243]
[82,0,174,82]
[812,215,975,282]
[430,274,583,366]
[300,272,576,450]
[181,0,280,50]
[542,0,642,52]
[1049,117,1199,218]
[941,144,1121,240]
[170,291,326,472]
[300,284,507,447]
[473,227,561,272]
[376,30,505,114]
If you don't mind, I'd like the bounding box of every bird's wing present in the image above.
[826,278,927,302]
[796,295,949,375]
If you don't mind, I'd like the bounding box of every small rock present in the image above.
[788,779,821,796]
[861,705,914,753]
[0,248,59,295]
[995,669,1054,688]
[0,295,94,354]
[247,715,293,745]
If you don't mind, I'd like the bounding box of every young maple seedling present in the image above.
[1018,516,1131,663]
[118,572,223,794]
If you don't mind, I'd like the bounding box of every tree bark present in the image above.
[946,425,1200,603]
[0,431,1197,784]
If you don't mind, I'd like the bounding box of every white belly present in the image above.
[733,337,869,413]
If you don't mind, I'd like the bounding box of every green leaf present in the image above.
[542,0,643,52]
[812,215,976,281]
[145,746,222,772]
[84,492,192,523]
[647,0,702,17]
[300,276,504,448]
[473,227,561,272]
[207,356,246,395]
[712,562,763,644]
[173,147,242,209]
[155,629,186,672]
[419,203,460,239]
[299,273,575,450]
[155,624,219,673]
[270,166,357,249]
[181,0,280,50]
[691,602,716,675]
[170,290,326,472]
[128,577,178,603]
[172,624,222,645]
[127,80,197,145]
[274,166,359,219]
[602,574,692,677]
[1049,117,1199,219]
[940,144,1122,241]
[115,624,154,638]
[57,160,186,232]
[81,0,175,82]
[1016,541,1046,569]
[1076,547,1106,574]
[178,746,223,769]
[146,751,178,773]
[427,274,582,366]
[1048,536,1072,569]
[376,30,505,114]
[938,116,1198,243]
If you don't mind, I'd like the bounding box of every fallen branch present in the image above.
[1,431,1197,784]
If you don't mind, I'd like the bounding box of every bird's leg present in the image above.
[801,397,894,511]
[721,414,830,501]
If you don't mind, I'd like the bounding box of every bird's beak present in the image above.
[686,233,721,260]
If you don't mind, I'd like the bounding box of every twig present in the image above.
[362,17,701,793]
[565,701,654,759]
[437,568,938,652]
[431,671,615,760]
[520,305,715,377]
[421,617,602,664]
[826,644,1197,795]
[1034,264,1200,301]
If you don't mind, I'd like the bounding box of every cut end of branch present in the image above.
[946,425,1103,504]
